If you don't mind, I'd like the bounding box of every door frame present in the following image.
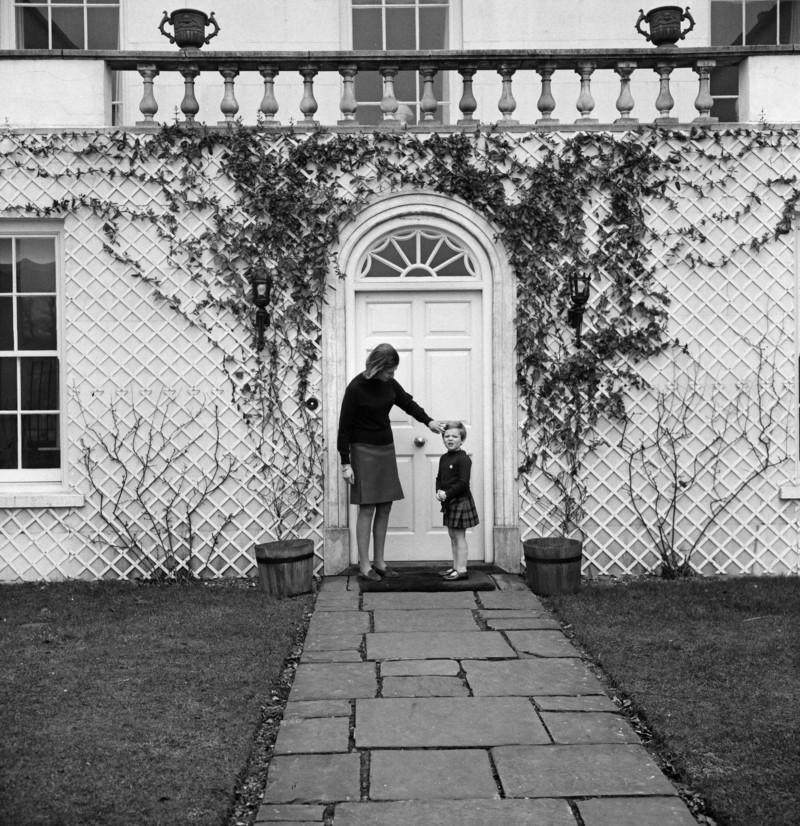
[322,191,519,573]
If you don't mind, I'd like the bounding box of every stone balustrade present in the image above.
[2,46,800,129]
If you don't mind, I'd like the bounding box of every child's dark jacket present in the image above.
[435,449,472,501]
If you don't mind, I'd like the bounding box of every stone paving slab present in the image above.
[263,754,361,804]
[373,609,480,633]
[355,697,550,748]
[319,577,351,591]
[305,634,363,651]
[464,658,603,696]
[485,617,561,630]
[274,717,351,754]
[283,700,352,719]
[367,631,515,660]
[479,591,543,609]
[290,663,377,701]
[370,749,499,800]
[300,650,363,663]
[332,798,577,826]
[382,675,469,697]
[489,573,530,591]
[311,601,361,612]
[541,712,640,744]
[505,630,581,658]
[380,659,460,677]
[362,592,478,611]
[478,610,547,618]
[492,744,677,798]
[255,803,326,822]
[535,695,618,713]
[576,796,697,826]
[306,612,370,635]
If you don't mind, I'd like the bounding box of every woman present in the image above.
[338,343,443,581]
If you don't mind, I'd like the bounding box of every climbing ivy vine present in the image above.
[3,122,798,541]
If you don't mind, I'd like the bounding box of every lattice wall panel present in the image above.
[0,129,797,580]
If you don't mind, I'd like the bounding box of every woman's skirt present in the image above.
[349,443,404,505]
[442,492,480,529]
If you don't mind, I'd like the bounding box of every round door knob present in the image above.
[413,436,427,447]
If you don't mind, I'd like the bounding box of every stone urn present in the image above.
[159,8,219,49]
[635,6,695,47]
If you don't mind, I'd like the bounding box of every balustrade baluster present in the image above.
[575,61,598,124]
[258,64,280,127]
[338,64,358,125]
[614,61,638,124]
[419,64,439,123]
[693,60,718,123]
[536,63,558,124]
[379,65,400,126]
[298,64,320,128]
[180,65,200,124]
[218,65,239,126]
[497,63,519,126]
[457,66,478,127]
[136,64,159,127]
[655,61,678,123]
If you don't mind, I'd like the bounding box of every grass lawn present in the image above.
[542,575,799,826]
[0,578,314,826]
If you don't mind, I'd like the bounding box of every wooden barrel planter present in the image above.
[523,537,583,596]
[254,538,314,598]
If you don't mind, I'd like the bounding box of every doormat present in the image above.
[358,568,496,592]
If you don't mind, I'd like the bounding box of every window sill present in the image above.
[0,491,85,509]
[779,485,800,500]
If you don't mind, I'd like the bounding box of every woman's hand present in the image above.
[342,466,355,485]
[428,420,445,434]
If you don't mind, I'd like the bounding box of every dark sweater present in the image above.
[435,449,472,501]
[337,373,433,464]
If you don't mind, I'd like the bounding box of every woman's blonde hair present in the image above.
[364,343,400,379]
[443,421,467,440]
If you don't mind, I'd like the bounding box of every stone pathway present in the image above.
[257,574,697,826]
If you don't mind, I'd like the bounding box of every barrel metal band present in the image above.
[258,552,314,565]
[528,555,583,565]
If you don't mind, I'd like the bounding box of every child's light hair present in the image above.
[443,421,467,441]
[364,343,400,379]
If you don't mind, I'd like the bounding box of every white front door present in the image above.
[353,290,485,561]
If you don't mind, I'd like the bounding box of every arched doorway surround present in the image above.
[321,191,519,573]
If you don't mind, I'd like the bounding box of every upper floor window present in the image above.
[0,233,62,482]
[360,229,476,279]
[352,0,450,126]
[15,0,120,50]
[711,0,800,120]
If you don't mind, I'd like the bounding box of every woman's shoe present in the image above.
[373,565,400,578]
[357,569,381,582]
[443,570,468,581]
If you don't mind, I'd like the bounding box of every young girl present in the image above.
[435,421,479,580]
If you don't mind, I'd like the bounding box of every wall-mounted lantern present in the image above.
[251,271,272,352]
[567,270,591,348]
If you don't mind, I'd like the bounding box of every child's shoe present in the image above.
[443,569,468,581]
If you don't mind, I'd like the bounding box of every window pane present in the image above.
[0,239,11,293]
[22,414,60,468]
[356,103,383,125]
[745,1,777,44]
[88,0,121,5]
[86,7,118,49]
[21,357,59,411]
[16,238,56,292]
[711,1,743,45]
[353,7,382,49]
[354,71,383,102]
[0,358,16,411]
[386,7,415,49]
[17,297,57,350]
[0,298,13,351]
[0,416,17,469]
[711,97,739,121]
[779,0,800,42]
[18,7,50,49]
[51,7,84,49]
[710,65,739,96]
[395,69,416,101]
[419,6,448,49]
[352,0,381,5]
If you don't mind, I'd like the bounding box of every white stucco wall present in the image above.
[739,56,800,124]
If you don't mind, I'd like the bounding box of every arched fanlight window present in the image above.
[359,229,477,278]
